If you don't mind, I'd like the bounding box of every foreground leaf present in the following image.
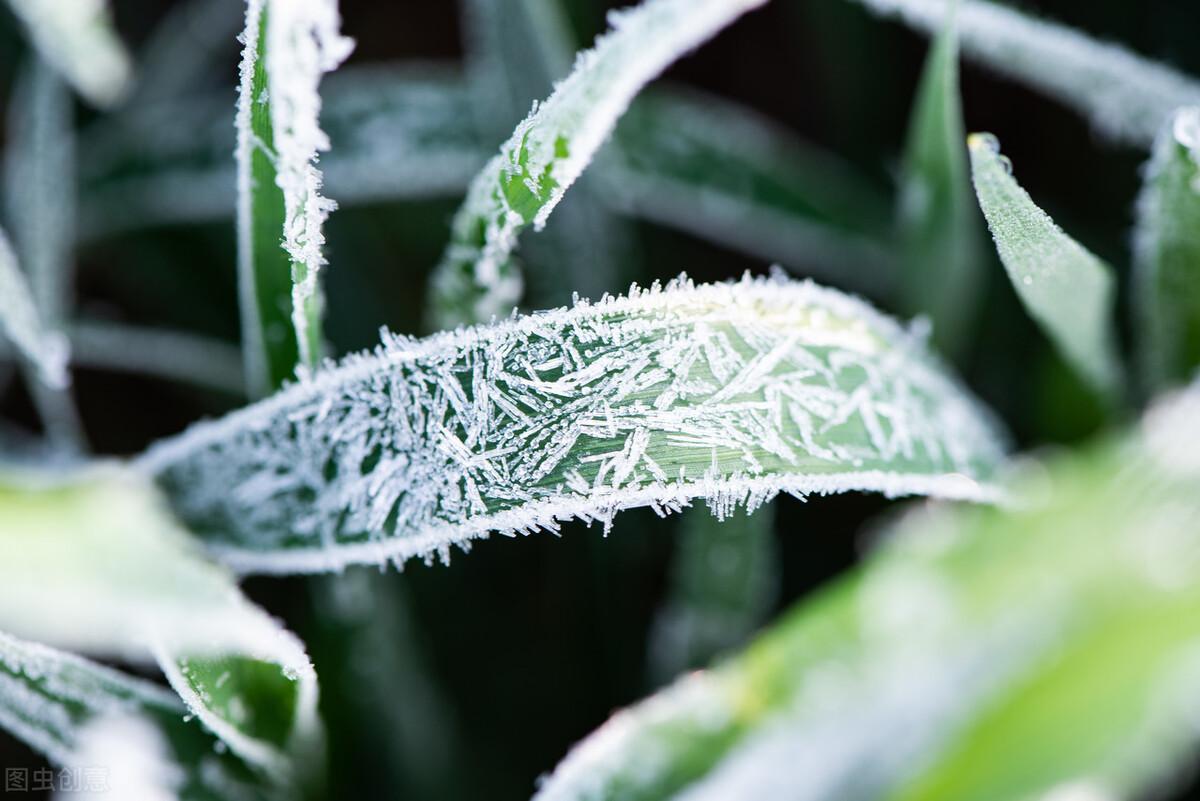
[2,0,131,108]
[534,385,1200,801]
[897,3,982,353]
[0,631,271,801]
[968,133,1122,402]
[0,467,321,784]
[426,0,768,330]
[851,0,1200,147]
[139,274,1004,575]
[235,0,354,394]
[1134,107,1200,394]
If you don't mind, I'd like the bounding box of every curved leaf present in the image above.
[533,386,1200,801]
[968,133,1122,402]
[426,0,768,330]
[851,0,1200,147]
[138,274,1005,575]
[1134,107,1200,394]
[0,467,321,785]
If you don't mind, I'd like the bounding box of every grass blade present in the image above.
[851,0,1200,147]
[607,88,894,295]
[967,133,1122,402]
[0,467,321,785]
[0,631,273,800]
[648,506,778,683]
[1134,107,1200,395]
[0,226,68,391]
[896,3,983,354]
[138,274,1005,575]
[426,0,768,330]
[2,0,131,108]
[534,385,1200,801]
[235,0,353,395]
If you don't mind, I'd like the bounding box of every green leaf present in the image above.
[851,0,1200,147]
[425,0,768,331]
[897,3,983,354]
[0,467,321,786]
[139,274,1005,575]
[1134,107,1200,394]
[0,630,273,801]
[533,385,1200,801]
[609,88,894,295]
[0,225,68,391]
[648,505,778,683]
[234,0,353,395]
[967,133,1123,402]
[2,0,131,108]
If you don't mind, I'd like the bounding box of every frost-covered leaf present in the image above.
[426,0,768,330]
[0,226,69,390]
[2,0,132,108]
[608,88,894,295]
[968,133,1122,402]
[138,274,1004,575]
[236,0,354,394]
[534,385,1200,801]
[0,631,273,801]
[648,506,778,683]
[0,467,321,784]
[851,0,1200,147]
[897,3,983,353]
[80,63,485,241]
[1134,107,1200,395]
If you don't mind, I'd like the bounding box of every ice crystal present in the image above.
[139,275,1006,575]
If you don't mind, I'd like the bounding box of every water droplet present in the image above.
[1022,275,1033,286]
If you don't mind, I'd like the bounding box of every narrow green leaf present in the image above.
[138,274,1005,575]
[609,88,894,295]
[0,467,321,785]
[1,0,131,108]
[0,631,273,801]
[1134,107,1200,394]
[534,385,1200,801]
[648,506,778,683]
[425,0,768,330]
[851,0,1200,147]
[967,133,1123,402]
[235,0,353,395]
[0,225,68,391]
[897,3,983,353]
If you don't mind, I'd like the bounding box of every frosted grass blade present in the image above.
[0,631,273,801]
[426,0,768,330]
[608,88,894,295]
[2,0,131,108]
[897,3,983,353]
[968,134,1122,401]
[0,467,321,783]
[235,0,354,395]
[138,274,1005,575]
[534,386,1200,801]
[648,506,778,683]
[851,0,1200,147]
[0,226,68,391]
[1134,108,1200,394]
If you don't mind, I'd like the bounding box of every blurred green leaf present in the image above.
[0,630,273,801]
[967,133,1122,403]
[1135,107,1200,395]
[535,386,1200,801]
[0,467,321,787]
[897,3,983,354]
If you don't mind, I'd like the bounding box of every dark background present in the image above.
[1,1,1197,798]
